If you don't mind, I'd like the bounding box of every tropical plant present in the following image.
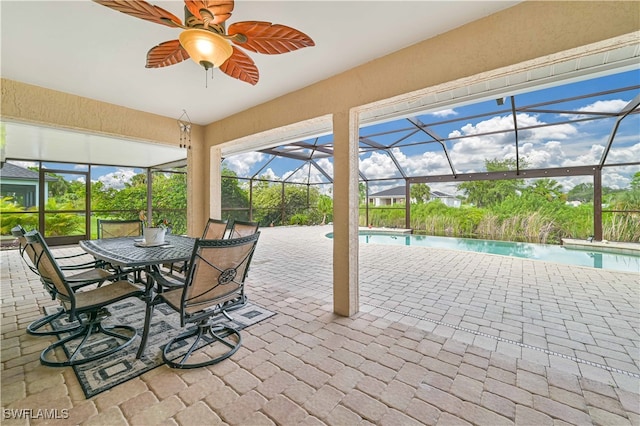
[317,195,333,225]
[457,158,526,207]
[410,183,431,204]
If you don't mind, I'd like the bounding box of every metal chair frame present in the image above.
[25,230,144,367]
[202,218,229,239]
[227,220,259,239]
[145,232,260,369]
[11,225,115,336]
[96,219,143,239]
[96,219,146,282]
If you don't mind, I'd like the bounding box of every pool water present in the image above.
[327,232,640,273]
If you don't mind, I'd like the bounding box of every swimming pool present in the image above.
[326,231,640,273]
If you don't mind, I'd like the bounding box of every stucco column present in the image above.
[332,110,359,316]
[210,147,222,220]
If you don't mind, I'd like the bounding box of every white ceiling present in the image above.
[3,122,188,169]
[1,0,521,126]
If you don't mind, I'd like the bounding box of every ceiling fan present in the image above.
[93,0,315,85]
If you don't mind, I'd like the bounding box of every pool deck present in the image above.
[359,226,413,234]
[563,238,640,255]
[1,225,638,425]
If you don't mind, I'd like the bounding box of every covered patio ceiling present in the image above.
[1,0,521,170]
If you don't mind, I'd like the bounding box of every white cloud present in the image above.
[392,148,451,176]
[8,160,37,169]
[97,169,136,190]
[260,168,277,181]
[520,141,566,168]
[446,113,582,172]
[223,152,265,176]
[359,151,401,179]
[602,172,631,190]
[559,98,630,123]
[561,144,605,167]
[315,158,334,179]
[430,108,458,118]
[282,160,333,184]
[578,99,629,114]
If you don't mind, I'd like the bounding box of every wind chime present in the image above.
[178,110,192,149]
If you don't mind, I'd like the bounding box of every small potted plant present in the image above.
[139,211,171,245]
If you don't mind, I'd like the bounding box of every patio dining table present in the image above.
[79,234,196,358]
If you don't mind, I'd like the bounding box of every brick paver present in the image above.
[1,225,638,424]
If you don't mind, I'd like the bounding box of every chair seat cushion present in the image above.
[161,288,238,317]
[74,281,143,312]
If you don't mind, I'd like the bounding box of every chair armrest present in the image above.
[60,259,109,271]
[148,268,185,289]
[55,252,94,260]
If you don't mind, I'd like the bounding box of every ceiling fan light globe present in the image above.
[179,29,232,69]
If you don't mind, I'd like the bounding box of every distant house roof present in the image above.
[370,186,456,198]
[369,186,406,197]
[0,163,39,180]
[431,190,455,198]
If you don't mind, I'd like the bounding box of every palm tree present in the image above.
[529,178,564,201]
[317,195,333,225]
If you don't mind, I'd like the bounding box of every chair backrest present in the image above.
[97,219,143,239]
[11,225,39,274]
[24,230,73,303]
[181,232,260,321]
[202,218,228,239]
[228,220,259,239]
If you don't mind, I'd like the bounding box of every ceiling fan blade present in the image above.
[146,40,189,68]
[227,21,315,54]
[184,0,234,25]
[219,47,259,85]
[93,0,183,28]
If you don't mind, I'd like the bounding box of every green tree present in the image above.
[221,168,249,209]
[359,182,367,204]
[630,171,640,190]
[457,158,526,207]
[46,172,71,198]
[251,180,321,226]
[317,195,333,225]
[567,183,594,203]
[410,183,431,204]
[527,178,564,201]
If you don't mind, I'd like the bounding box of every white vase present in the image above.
[143,227,166,245]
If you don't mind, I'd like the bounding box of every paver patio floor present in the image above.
[1,225,638,425]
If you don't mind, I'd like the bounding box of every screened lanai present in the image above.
[221,68,639,242]
[3,68,638,246]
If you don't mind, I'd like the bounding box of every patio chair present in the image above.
[96,219,145,281]
[24,230,144,367]
[203,218,229,239]
[12,225,108,273]
[163,218,230,277]
[97,219,143,239]
[11,225,115,336]
[144,232,260,369]
[228,220,259,239]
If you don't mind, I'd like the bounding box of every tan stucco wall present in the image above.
[0,79,206,147]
